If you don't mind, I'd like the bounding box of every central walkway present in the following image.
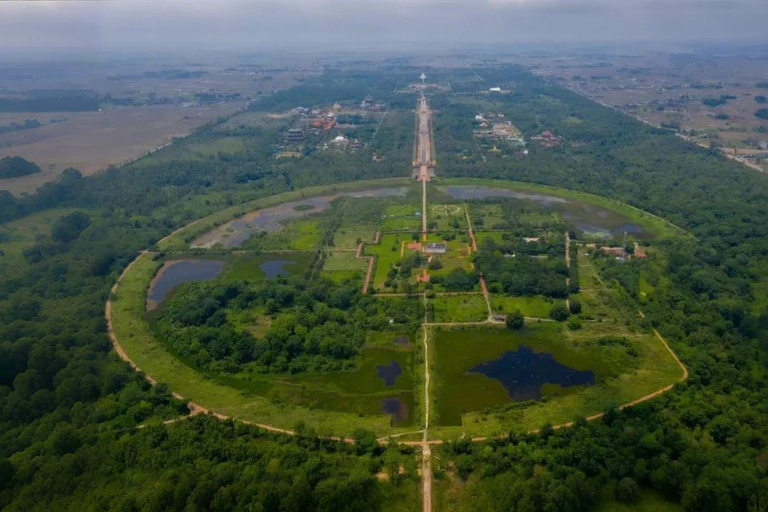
[416,94,432,240]
[415,93,434,512]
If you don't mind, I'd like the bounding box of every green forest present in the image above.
[1,66,768,511]
[157,277,423,374]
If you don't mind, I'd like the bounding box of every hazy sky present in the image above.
[2,0,767,54]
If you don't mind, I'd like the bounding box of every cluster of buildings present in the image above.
[531,130,563,147]
[280,97,386,153]
[473,112,527,150]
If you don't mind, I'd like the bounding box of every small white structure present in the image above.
[489,87,502,92]
[425,243,447,254]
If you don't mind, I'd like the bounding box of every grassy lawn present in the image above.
[381,203,423,231]
[366,233,413,291]
[431,294,488,323]
[334,229,377,250]
[490,295,552,318]
[466,204,506,230]
[430,203,468,232]
[322,251,368,272]
[474,231,505,245]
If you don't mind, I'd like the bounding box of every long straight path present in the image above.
[416,94,432,240]
[415,94,434,512]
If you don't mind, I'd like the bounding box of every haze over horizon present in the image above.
[2,0,768,56]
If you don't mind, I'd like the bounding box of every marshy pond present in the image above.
[146,259,226,310]
[191,187,410,249]
[443,185,653,239]
[434,327,599,426]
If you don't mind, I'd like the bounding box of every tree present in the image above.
[755,95,767,104]
[615,477,639,504]
[550,302,570,321]
[352,429,378,455]
[506,310,524,330]
[569,299,582,315]
[51,211,91,243]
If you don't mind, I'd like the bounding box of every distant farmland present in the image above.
[0,104,240,195]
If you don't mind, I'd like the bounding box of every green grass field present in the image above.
[431,294,488,323]
[490,295,553,318]
[322,251,369,272]
[365,233,412,290]
[381,203,423,231]
[334,229,377,250]
[430,203,468,232]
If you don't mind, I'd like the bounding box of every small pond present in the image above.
[259,259,296,279]
[469,345,594,401]
[392,335,411,347]
[444,185,651,239]
[376,361,403,386]
[381,397,409,425]
[147,259,226,310]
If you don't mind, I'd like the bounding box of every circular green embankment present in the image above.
[108,177,686,440]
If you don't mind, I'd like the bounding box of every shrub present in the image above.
[615,477,639,503]
[569,299,582,315]
[506,310,524,330]
[549,302,570,321]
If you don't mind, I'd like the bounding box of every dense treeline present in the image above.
[2,415,417,511]
[437,402,767,511]
[0,156,41,179]
[157,277,424,374]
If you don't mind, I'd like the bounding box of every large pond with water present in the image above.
[469,345,594,401]
[192,187,410,249]
[443,185,652,239]
[435,327,599,426]
[146,259,226,310]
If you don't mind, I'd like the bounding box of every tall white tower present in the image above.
[420,73,427,85]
